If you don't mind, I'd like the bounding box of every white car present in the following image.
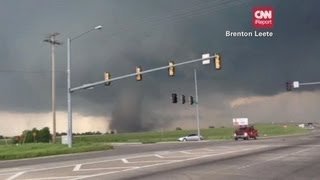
[178,134,203,142]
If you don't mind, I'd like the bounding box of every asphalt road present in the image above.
[1,132,320,180]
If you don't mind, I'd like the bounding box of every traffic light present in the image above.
[104,72,111,86]
[168,61,175,77]
[214,53,222,70]
[181,95,186,104]
[136,66,142,81]
[286,82,292,91]
[172,93,178,103]
[189,96,194,105]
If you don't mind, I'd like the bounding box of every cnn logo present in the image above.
[253,7,274,28]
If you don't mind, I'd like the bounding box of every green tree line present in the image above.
[12,127,52,144]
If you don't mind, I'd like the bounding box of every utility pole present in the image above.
[44,33,62,143]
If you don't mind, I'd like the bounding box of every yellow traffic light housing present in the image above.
[168,61,175,77]
[104,72,111,86]
[215,53,222,70]
[136,66,142,81]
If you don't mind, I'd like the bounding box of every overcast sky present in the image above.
[0,0,320,136]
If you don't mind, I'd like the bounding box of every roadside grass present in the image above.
[0,143,113,160]
[255,123,309,137]
[0,138,11,146]
[73,123,309,143]
[0,123,310,160]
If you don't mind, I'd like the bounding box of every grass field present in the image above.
[0,143,113,160]
[73,123,309,143]
[255,123,309,137]
[0,123,310,160]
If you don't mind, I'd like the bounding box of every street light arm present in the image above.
[70,25,103,41]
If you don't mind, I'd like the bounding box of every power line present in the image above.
[0,70,66,74]
[105,0,250,39]
[113,0,227,29]
[142,0,249,30]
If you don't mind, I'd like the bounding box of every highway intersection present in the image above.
[1,133,320,180]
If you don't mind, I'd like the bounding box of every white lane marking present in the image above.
[158,155,200,158]
[11,154,155,174]
[198,148,216,152]
[155,151,170,155]
[15,153,166,174]
[7,145,266,180]
[73,164,82,171]
[6,171,25,180]
[123,160,175,163]
[70,146,267,180]
[238,148,312,169]
[121,158,129,164]
[22,175,83,180]
[0,168,32,176]
[8,164,77,174]
[0,168,29,173]
[78,166,138,171]
[154,154,164,158]
[70,160,184,180]
[180,150,217,155]
[299,145,320,147]
[180,151,193,154]
[63,145,264,169]
[0,172,16,176]
[75,154,154,166]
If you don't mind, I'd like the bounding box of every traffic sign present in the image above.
[293,81,299,88]
[202,53,210,65]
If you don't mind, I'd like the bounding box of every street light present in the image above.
[94,25,103,30]
[67,25,102,148]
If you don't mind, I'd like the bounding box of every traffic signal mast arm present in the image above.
[299,81,320,86]
[70,54,217,93]
[286,81,320,91]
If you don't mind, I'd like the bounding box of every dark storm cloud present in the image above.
[171,0,320,96]
[1,0,320,132]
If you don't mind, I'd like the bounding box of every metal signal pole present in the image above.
[44,33,62,143]
[194,69,201,140]
[67,25,103,148]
